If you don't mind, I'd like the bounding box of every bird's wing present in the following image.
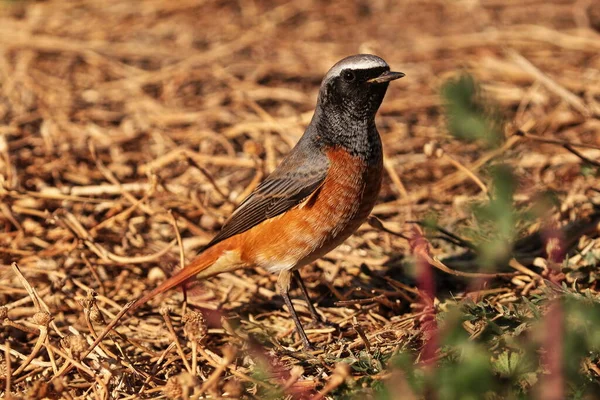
[205,148,329,248]
[130,148,328,312]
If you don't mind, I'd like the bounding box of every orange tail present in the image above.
[130,244,226,312]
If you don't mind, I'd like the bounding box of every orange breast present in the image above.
[241,147,383,272]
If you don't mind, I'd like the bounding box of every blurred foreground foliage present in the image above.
[372,292,600,400]
[324,74,600,399]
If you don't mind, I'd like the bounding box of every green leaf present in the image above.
[441,74,504,148]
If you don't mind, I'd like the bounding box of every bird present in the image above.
[131,54,404,349]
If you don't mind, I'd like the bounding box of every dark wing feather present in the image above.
[204,147,329,248]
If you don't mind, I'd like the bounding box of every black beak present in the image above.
[368,70,405,84]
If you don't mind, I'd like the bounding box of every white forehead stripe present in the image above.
[324,54,389,81]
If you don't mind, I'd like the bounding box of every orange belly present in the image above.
[240,146,383,272]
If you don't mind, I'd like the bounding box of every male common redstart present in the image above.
[132,54,404,349]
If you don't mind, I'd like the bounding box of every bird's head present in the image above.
[317,54,404,121]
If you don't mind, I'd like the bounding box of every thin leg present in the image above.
[277,270,313,350]
[293,270,322,324]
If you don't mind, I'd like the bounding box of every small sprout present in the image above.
[78,290,96,311]
[163,372,198,399]
[182,309,208,344]
[89,306,105,324]
[61,334,88,361]
[32,311,52,326]
[79,290,105,324]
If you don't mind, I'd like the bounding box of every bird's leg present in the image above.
[277,270,313,350]
[292,269,323,324]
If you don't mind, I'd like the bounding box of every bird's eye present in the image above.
[342,71,356,82]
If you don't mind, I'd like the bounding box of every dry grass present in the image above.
[0,0,599,399]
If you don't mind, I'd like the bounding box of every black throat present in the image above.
[308,86,386,163]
